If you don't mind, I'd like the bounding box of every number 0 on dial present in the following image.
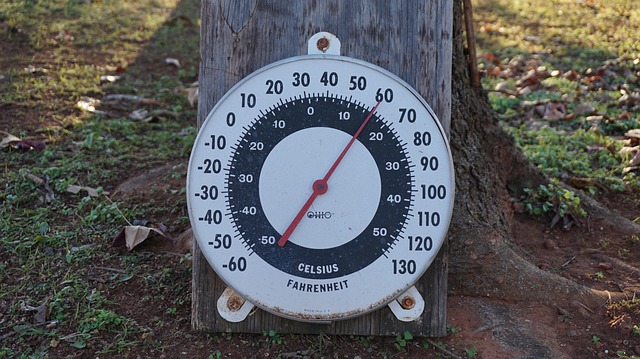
[187,55,454,322]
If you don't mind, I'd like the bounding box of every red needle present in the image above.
[277,100,383,247]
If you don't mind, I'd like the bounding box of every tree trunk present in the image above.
[447,0,630,307]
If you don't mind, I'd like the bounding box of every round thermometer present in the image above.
[187,54,454,322]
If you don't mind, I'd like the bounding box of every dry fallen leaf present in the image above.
[25,171,55,202]
[76,97,105,114]
[128,109,178,122]
[184,87,198,107]
[103,94,160,105]
[100,75,121,83]
[20,301,49,324]
[165,57,181,68]
[585,115,603,124]
[25,65,48,74]
[518,86,533,96]
[1,132,46,151]
[562,70,579,81]
[568,177,598,189]
[573,103,595,116]
[0,132,21,148]
[619,145,638,156]
[16,139,46,151]
[479,53,500,65]
[625,129,640,138]
[125,226,153,250]
[112,225,173,251]
[54,30,74,42]
[629,151,640,167]
[128,109,149,121]
[25,171,44,185]
[543,102,567,121]
[516,69,541,88]
[66,185,109,197]
[624,129,640,147]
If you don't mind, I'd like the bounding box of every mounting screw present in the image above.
[400,295,415,310]
[316,37,330,52]
[308,32,340,55]
[226,293,245,312]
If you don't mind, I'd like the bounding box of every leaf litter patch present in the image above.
[480,52,640,192]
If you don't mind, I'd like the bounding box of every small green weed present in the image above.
[508,126,630,192]
[627,235,640,243]
[394,330,413,352]
[179,253,192,264]
[489,94,522,116]
[522,182,587,226]
[313,333,327,355]
[466,346,478,358]
[0,347,14,359]
[599,238,611,249]
[608,298,640,318]
[447,323,461,334]
[77,196,127,224]
[540,77,577,94]
[261,329,284,347]
[60,290,140,350]
[356,335,373,348]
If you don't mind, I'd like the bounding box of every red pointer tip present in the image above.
[277,101,382,247]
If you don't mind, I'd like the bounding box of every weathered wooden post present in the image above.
[193,0,452,336]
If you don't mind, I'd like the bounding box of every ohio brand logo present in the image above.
[306,211,332,219]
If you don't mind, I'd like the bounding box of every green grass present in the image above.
[0,0,198,356]
[475,0,640,71]
[1,1,163,105]
[476,0,640,196]
[505,126,632,191]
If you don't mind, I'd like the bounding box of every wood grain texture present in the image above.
[218,0,258,33]
[194,0,452,336]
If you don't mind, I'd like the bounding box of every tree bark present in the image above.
[447,0,629,307]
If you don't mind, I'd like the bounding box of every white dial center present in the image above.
[259,127,381,249]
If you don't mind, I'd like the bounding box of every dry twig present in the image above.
[463,0,481,88]
[425,338,464,359]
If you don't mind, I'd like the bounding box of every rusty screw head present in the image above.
[226,294,244,312]
[316,37,330,52]
[400,295,415,309]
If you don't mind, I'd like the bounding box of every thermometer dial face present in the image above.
[187,55,454,322]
